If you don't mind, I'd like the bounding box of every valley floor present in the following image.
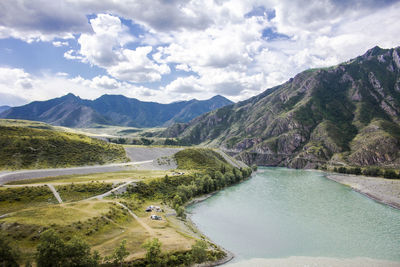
[326,173,400,210]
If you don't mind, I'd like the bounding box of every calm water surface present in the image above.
[187,167,400,262]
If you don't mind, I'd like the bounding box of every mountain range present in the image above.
[164,46,400,169]
[0,94,233,128]
[0,106,10,113]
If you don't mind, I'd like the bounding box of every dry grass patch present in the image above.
[1,201,111,226]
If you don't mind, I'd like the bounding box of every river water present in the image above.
[187,167,400,264]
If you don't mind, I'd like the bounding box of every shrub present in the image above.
[384,169,398,179]
[0,236,20,267]
[142,238,162,266]
[191,240,208,263]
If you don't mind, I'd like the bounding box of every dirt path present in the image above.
[115,202,155,236]
[47,184,63,203]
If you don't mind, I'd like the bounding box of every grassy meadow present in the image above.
[0,119,128,170]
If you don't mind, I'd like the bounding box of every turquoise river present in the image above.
[187,167,400,264]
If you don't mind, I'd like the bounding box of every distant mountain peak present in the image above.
[362,45,385,58]
[0,94,233,128]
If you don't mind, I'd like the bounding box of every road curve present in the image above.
[0,160,153,185]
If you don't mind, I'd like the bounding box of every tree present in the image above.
[142,238,162,266]
[172,194,183,207]
[36,229,99,267]
[176,205,186,219]
[0,236,20,267]
[110,239,129,267]
[191,240,208,263]
[36,230,65,267]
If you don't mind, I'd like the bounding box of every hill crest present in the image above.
[0,94,233,128]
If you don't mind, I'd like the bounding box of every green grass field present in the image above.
[56,182,114,202]
[174,148,229,170]
[6,170,173,185]
[0,186,58,214]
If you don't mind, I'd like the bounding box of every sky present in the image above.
[0,0,399,106]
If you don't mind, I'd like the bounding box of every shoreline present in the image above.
[184,172,256,266]
[325,173,400,210]
[185,192,235,267]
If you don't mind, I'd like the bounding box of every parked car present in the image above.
[150,215,162,220]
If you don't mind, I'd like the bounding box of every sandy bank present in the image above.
[226,257,400,267]
[326,173,400,210]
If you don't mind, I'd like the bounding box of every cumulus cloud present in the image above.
[0,67,34,90]
[0,0,90,42]
[91,76,120,89]
[52,41,69,47]
[1,0,400,103]
[66,14,171,83]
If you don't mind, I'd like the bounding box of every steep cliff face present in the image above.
[166,46,400,168]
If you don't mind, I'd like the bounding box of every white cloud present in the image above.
[0,0,89,42]
[107,46,170,83]
[64,50,84,60]
[1,0,400,103]
[0,67,34,90]
[52,41,69,47]
[91,75,120,89]
[66,14,171,83]
[175,64,191,72]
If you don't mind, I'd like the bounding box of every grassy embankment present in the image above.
[0,119,128,170]
[6,170,171,185]
[0,148,252,266]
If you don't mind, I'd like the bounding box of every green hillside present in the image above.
[165,46,400,169]
[0,119,128,170]
[174,148,229,170]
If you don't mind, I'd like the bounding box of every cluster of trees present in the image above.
[128,164,252,218]
[1,231,220,267]
[333,166,400,179]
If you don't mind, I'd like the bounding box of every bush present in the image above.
[36,229,99,267]
[191,240,208,263]
[142,238,162,266]
[362,167,381,177]
[0,236,20,267]
[384,169,398,179]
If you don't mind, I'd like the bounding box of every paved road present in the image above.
[124,146,182,162]
[0,160,153,185]
[47,184,63,203]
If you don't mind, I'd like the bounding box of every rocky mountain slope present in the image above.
[0,94,232,128]
[165,46,400,169]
